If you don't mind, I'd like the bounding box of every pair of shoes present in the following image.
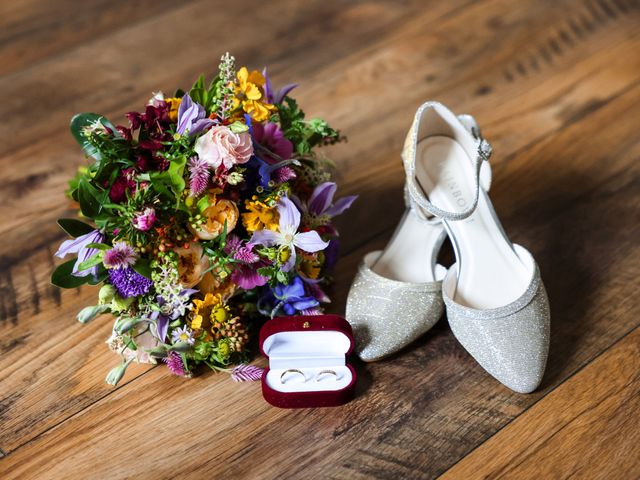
[346,102,550,394]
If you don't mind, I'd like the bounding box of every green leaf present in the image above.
[77,177,104,218]
[132,259,152,279]
[85,243,111,250]
[196,195,210,212]
[57,218,95,237]
[70,113,119,161]
[51,259,89,289]
[76,253,103,272]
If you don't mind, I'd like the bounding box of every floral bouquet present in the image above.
[52,53,355,385]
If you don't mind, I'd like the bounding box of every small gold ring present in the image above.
[280,369,306,383]
[316,370,338,381]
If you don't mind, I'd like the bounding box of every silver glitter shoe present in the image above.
[402,101,550,393]
[346,112,487,362]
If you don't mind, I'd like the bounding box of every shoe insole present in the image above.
[371,208,444,283]
[415,136,530,309]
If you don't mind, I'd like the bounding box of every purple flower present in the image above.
[272,276,319,315]
[231,364,265,382]
[108,267,153,298]
[224,235,268,289]
[152,289,197,342]
[132,207,156,231]
[225,235,259,263]
[164,351,186,376]
[187,156,210,197]
[176,94,215,136]
[250,197,329,272]
[295,182,357,219]
[252,122,293,163]
[55,229,104,278]
[273,166,296,184]
[262,68,297,104]
[103,241,137,269]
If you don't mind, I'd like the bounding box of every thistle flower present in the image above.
[188,156,210,197]
[164,351,186,376]
[108,267,153,298]
[103,242,138,269]
[231,364,265,382]
[273,166,296,184]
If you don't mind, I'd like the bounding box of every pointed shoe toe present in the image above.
[443,248,550,393]
[346,251,444,362]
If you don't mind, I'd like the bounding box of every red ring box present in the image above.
[259,314,357,408]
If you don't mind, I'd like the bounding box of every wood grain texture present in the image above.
[0,0,639,478]
[440,327,640,480]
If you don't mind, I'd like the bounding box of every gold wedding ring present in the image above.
[315,370,338,381]
[280,369,306,383]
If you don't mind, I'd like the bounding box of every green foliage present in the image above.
[70,113,117,161]
[189,73,221,115]
[51,259,89,289]
[277,97,343,155]
[57,218,95,237]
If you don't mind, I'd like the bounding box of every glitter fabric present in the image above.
[346,251,444,362]
[442,245,550,393]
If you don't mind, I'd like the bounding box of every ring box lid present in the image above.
[258,315,356,408]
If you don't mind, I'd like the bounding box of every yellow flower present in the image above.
[242,197,279,233]
[232,67,276,122]
[191,293,223,331]
[298,253,322,279]
[165,97,182,122]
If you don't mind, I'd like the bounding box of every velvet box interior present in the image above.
[259,314,357,408]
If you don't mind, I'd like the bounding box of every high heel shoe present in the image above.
[402,101,550,393]
[345,113,490,362]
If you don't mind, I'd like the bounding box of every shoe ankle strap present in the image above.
[403,110,493,222]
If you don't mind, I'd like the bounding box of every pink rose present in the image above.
[194,126,253,170]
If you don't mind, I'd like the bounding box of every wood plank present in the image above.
[0,0,193,77]
[1,80,638,478]
[439,327,640,480]
[1,0,639,475]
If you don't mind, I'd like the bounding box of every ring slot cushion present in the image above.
[259,315,357,408]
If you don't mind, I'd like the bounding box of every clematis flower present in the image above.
[250,197,328,272]
[176,93,214,136]
[262,68,297,104]
[55,229,104,278]
[294,182,357,221]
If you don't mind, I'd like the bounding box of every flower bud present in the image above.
[105,359,132,386]
[77,304,109,324]
[98,285,117,305]
[115,316,145,334]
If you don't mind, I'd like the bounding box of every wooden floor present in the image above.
[1,0,639,478]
